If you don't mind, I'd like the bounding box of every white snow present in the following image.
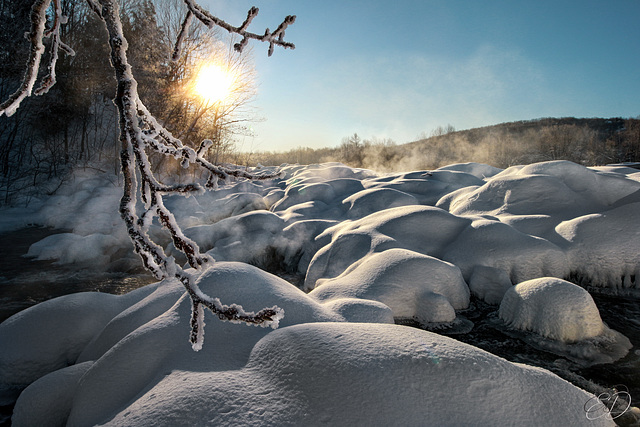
[12,160,637,292]
[556,202,640,288]
[0,285,159,402]
[498,277,632,365]
[26,232,121,266]
[304,205,471,289]
[499,277,606,342]
[342,187,419,218]
[468,265,513,305]
[2,159,640,425]
[309,248,469,325]
[2,264,615,426]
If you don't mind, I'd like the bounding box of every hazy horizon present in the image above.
[204,0,640,152]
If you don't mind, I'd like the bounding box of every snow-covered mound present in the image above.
[303,205,471,290]
[1,264,614,426]
[498,277,632,364]
[309,248,469,325]
[499,278,606,341]
[556,202,640,288]
[3,159,640,424]
[26,232,122,266]
[10,160,640,293]
[449,160,639,218]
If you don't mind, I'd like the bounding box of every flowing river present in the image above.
[0,227,155,323]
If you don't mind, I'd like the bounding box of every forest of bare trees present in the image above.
[0,0,257,205]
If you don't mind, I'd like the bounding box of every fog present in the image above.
[250,117,640,172]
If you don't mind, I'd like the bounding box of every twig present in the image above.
[0,0,292,351]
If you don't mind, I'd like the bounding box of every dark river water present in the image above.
[0,227,155,426]
[444,294,640,426]
[0,227,639,425]
[0,227,156,323]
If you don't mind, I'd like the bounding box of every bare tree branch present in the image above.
[0,0,50,116]
[181,0,296,57]
[1,0,292,350]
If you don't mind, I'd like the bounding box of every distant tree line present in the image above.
[250,117,640,172]
[250,133,399,169]
[0,0,256,205]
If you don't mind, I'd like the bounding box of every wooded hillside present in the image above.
[252,117,640,171]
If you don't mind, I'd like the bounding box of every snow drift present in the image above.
[497,277,632,365]
[2,264,615,426]
[2,159,639,424]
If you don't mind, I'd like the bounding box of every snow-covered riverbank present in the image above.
[1,160,639,425]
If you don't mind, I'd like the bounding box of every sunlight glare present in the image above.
[193,63,235,105]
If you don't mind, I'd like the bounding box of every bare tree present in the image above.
[0,0,296,350]
[150,0,260,167]
[166,35,258,161]
[340,133,364,167]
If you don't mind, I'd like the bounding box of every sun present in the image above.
[193,63,235,105]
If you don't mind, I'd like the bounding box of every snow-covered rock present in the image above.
[450,160,640,218]
[0,285,159,403]
[4,159,640,425]
[499,278,605,342]
[443,218,569,283]
[556,202,640,288]
[437,161,502,179]
[304,205,471,289]
[310,248,469,325]
[10,159,640,294]
[342,187,419,219]
[104,321,609,427]
[498,277,631,364]
[2,271,615,426]
[25,232,122,266]
[468,265,513,304]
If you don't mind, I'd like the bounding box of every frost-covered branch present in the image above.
[172,10,194,61]
[85,0,102,16]
[0,0,73,116]
[1,0,292,350]
[35,0,75,96]
[181,0,296,57]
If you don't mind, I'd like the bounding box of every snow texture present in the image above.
[2,264,614,426]
[310,248,469,325]
[499,277,606,342]
[2,159,639,424]
[498,277,632,365]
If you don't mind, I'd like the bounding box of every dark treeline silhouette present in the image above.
[1,0,139,204]
[251,117,640,172]
[0,0,255,205]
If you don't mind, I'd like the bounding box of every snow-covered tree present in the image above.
[0,0,296,350]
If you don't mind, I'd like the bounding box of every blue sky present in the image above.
[203,0,640,152]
